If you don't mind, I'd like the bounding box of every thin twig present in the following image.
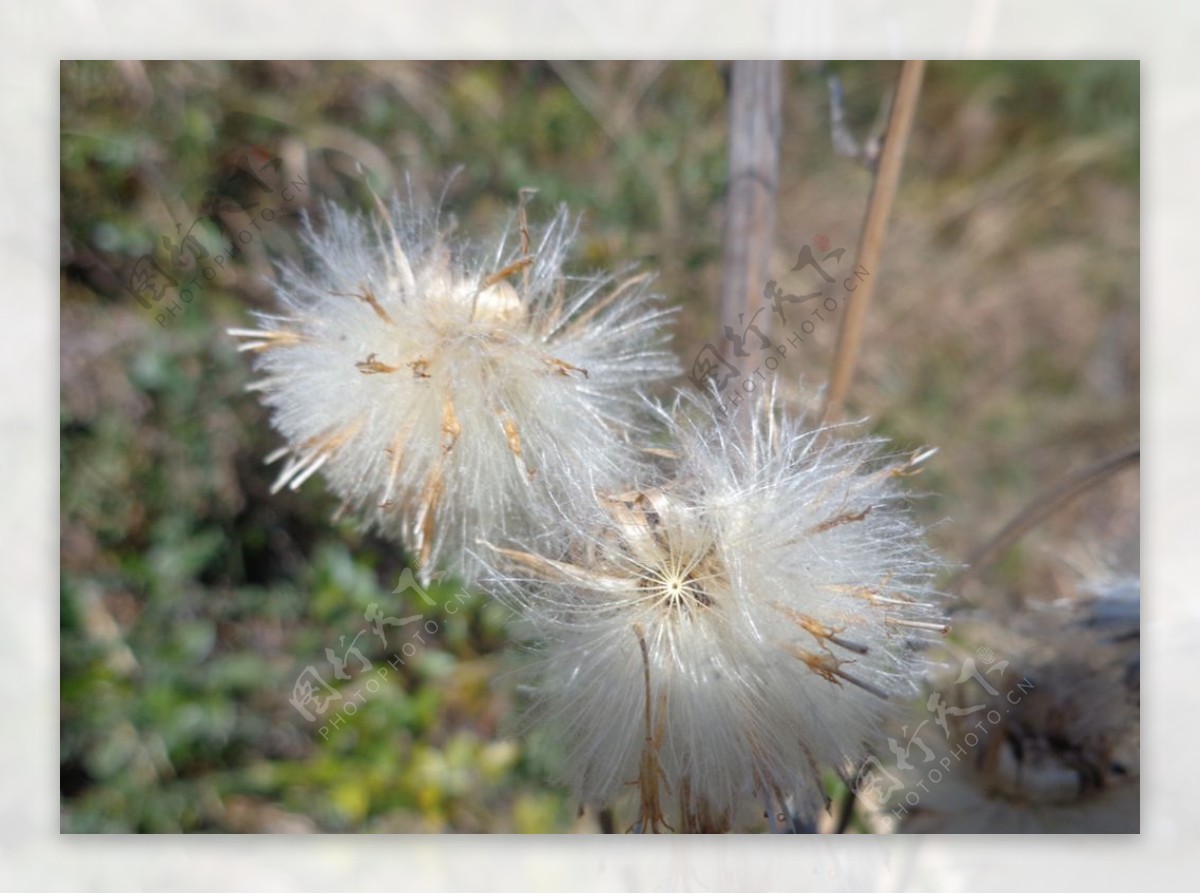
[947,445,1140,593]
[820,60,926,426]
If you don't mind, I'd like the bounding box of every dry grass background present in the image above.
[60,60,1138,832]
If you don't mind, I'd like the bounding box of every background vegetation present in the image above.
[60,60,1138,832]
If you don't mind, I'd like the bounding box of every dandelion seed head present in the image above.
[233,194,678,579]
[486,390,945,830]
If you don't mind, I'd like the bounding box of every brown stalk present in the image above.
[820,60,926,425]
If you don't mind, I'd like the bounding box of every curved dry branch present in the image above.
[948,445,1140,593]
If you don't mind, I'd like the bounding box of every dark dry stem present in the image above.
[948,444,1140,593]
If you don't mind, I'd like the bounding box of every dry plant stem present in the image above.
[820,60,927,426]
[948,445,1140,593]
[633,623,672,833]
[597,807,616,834]
[834,765,862,834]
[719,61,781,416]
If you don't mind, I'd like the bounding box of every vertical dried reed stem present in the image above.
[719,61,782,418]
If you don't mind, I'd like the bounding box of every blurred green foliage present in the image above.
[60,61,1138,832]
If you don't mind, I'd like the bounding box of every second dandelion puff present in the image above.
[485,391,946,832]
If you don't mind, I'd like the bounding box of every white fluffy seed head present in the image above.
[485,389,946,831]
[232,195,679,580]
